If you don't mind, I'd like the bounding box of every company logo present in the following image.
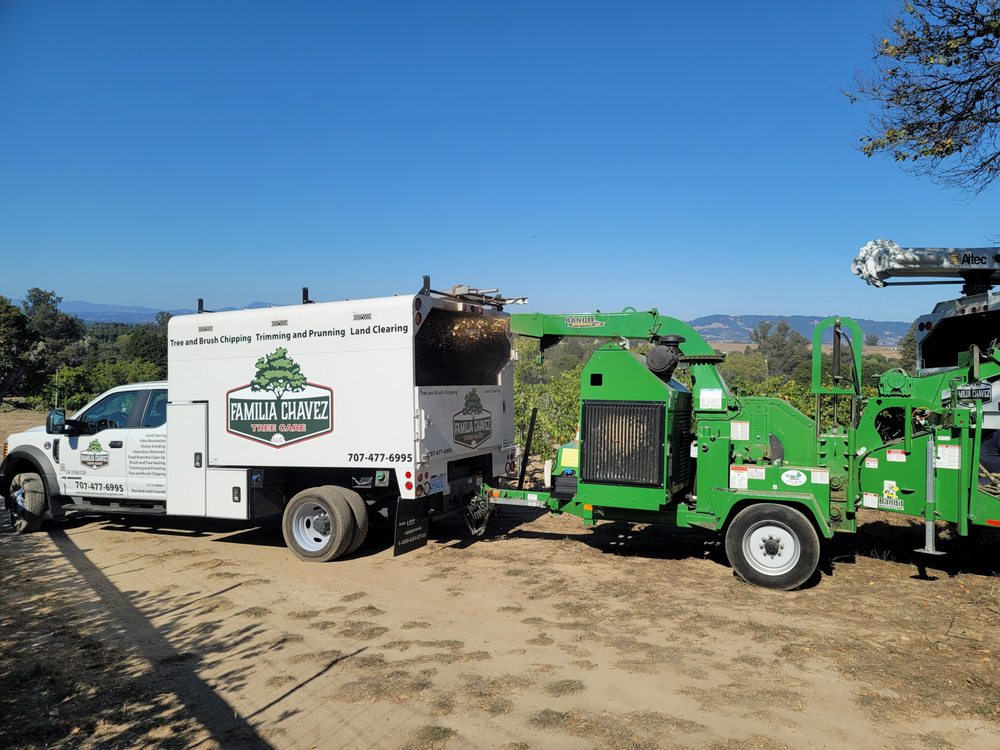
[563,315,606,328]
[780,469,807,487]
[950,252,989,266]
[227,347,333,447]
[453,388,492,448]
[81,439,110,469]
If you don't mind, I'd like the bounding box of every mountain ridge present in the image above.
[54,301,911,344]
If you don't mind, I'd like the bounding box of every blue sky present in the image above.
[1,0,997,322]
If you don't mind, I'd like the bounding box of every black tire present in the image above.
[724,503,820,590]
[331,486,369,555]
[282,486,354,562]
[8,472,47,534]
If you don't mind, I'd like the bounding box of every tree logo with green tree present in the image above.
[250,348,308,404]
[227,347,333,447]
[81,439,110,469]
[453,387,492,448]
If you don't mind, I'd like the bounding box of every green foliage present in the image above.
[0,296,34,404]
[250,347,307,401]
[898,324,917,372]
[854,0,1000,191]
[864,332,879,346]
[748,321,811,380]
[50,359,161,410]
[123,324,167,377]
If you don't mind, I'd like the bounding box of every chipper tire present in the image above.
[725,503,820,591]
[282,486,354,562]
[7,472,47,534]
[331,487,369,556]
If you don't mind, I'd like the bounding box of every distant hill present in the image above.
[54,301,911,345]
[59,300,274,324]
[688,314,911,346]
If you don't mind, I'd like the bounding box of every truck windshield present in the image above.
[415,308,510,386]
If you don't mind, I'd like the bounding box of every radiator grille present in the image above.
[581,401,665,487]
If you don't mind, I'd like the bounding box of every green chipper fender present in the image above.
[483,283,1000,590]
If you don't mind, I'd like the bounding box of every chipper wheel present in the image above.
[7,472,47,534]
[724,503,820,590]
[282,486,354,562]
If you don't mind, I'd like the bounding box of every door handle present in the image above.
[109,441,123,449]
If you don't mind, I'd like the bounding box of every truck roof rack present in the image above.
[419,275,527,310]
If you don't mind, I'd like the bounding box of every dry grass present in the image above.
[461,673,533,716]
[529,708,703,750]
[543,678,584,696]
[401,724,457,750]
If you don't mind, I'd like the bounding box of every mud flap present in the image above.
[394,496,429,556]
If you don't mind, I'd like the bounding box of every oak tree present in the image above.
[854,0,1000,191]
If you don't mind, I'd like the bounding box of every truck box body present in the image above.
[167,292,515,519]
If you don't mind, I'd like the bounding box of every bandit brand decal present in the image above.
[781,469,807,487]
[227,347,333,447]
[453,388,492,448]
[81,439,110,469]
[563,315,606,329]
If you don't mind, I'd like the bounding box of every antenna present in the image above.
[302,287,314,304]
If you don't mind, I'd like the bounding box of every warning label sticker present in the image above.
[886,449,906,463]
[699,388,723,410]
[811,469,829,485]
[864,457,878,469]
[862,492,879,509]
[729,466,748,489]
[936,444,961,470]
[730,421,750,441]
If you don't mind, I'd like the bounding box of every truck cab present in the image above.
[1,382,168,528]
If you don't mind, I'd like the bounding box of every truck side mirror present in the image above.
[46,409,66,435]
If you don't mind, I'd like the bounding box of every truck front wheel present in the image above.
[725,503,820,590]
[7,472,47,534]
[283,487,354,562]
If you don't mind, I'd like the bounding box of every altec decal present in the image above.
[81,439,110,469]
[227,347,333,447]
[453,388,492,448]
[950,252,989,266]
[563,315,606,328]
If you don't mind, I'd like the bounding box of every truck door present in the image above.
[59,389,142,500]
[125,388,168,501]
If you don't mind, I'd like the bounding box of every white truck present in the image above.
[1,281,518,561]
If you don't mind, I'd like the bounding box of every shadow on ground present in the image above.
[0,510,273,749]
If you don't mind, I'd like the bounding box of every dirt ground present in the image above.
[2,408,999,749]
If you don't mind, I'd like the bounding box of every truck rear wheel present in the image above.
[7,472,47,534]
[283,487,354,562]
[725,503,819,590]
[332,487,369,555]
